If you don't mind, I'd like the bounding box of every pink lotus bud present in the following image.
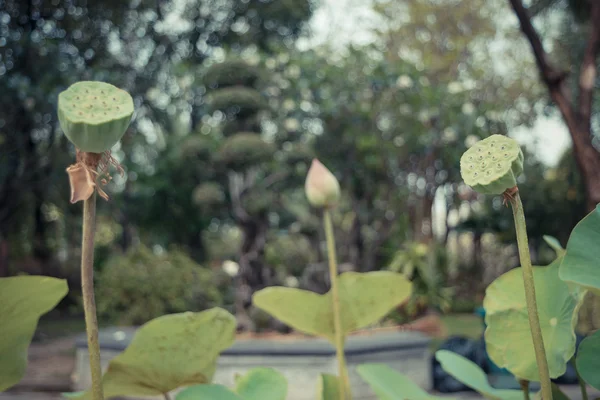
[305,159,340,208]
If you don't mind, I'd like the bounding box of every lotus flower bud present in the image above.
[460,134,524,195]
[58,81,134,153]
[305,159,341,208]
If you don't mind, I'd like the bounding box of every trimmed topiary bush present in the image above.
[96,245,222,325]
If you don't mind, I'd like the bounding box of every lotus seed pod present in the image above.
[460,134,524,195]
[305,159,341,208]
[58,81,134,153]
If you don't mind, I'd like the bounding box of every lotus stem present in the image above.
[81,192,104,400]
[323,209,351,400]
[510,192,552,400]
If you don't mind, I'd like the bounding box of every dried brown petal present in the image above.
[66,163,95,203]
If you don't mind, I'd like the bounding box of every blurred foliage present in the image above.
[0,0,589,328]
[388,242,454,317]
[265,233,316,277]
[208,87,269,117]
[217,132,275,170]
[96,245,222,325]
[203,60,263,89]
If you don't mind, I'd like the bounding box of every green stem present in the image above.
[510,192,552,400]
[81,192,104,400]
[323,209,351,400]
[519,379,530,400]
[574,359,589,400]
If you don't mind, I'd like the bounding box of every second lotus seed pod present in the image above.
[58,81,134,153]
[460,134,524,195]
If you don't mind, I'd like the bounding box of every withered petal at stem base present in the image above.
[66,163,95,204]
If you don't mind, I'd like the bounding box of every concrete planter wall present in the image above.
[73,328,431,400]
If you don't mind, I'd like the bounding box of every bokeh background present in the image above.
[1,0,599,337]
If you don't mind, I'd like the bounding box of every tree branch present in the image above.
[508,0,578,132]
[508,0,569,86]
[578,2,600,129]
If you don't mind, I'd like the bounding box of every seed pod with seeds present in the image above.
[57,81,134,153]
[460,134,523,195]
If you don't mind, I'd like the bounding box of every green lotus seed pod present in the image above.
[460,134,524,195]
[58,81,134,153]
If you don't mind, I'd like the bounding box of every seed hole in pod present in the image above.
[490,143,495,147]
[94,96,97,100]
[469,164,474,169]
[116,106,120,110]
[76,96,80,100]
[488,151,491,155]
[474,172,478,177]
[497,163,502,169]
[85,89,89,93]
[477,147,482,152]
[501,145,505,150]
[101,90,104,94]
[486,170,491,176]
[468,156,473,161]
[113,97,116,101]
[104,112,107,115]
[504,153,508,158]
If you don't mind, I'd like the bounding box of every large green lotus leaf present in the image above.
[356,364,450,400]
[68,308,236,399]
[483,258,583,381]
[0,276,68,392]
[435,350,525,400]
[316,374,341,400]
[576,330,600,390]
[253,271,412,342]
[559,205,600,291]
[235,367,287,400]
[176,384,242,400]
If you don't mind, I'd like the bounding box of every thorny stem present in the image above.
[81,192,104,400]
[573,359,589,400]
[509,191,552,400]
[323,209,351,400]
[519,379,530,400]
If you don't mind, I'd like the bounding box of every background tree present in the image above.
[508,0,600,210]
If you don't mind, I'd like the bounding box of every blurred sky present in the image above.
[306,0,572,167]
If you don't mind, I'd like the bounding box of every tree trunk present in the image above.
[235,217,272,331]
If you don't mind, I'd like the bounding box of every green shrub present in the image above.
[96,245,222,325]
[265,233,315,277]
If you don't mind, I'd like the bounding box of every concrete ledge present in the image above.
[73,328,432,400]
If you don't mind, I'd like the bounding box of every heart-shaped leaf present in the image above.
[66,308,236,399]
[483,258,584,381]
[356,364,450,400]
[253,271,412,342]
[176,384,242,400]
[0,276,68,392]
[316,374,341,400]
[576,330,600,390]
[435,350,525,400]
[559,205,600,291]
[235,367,287,400]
